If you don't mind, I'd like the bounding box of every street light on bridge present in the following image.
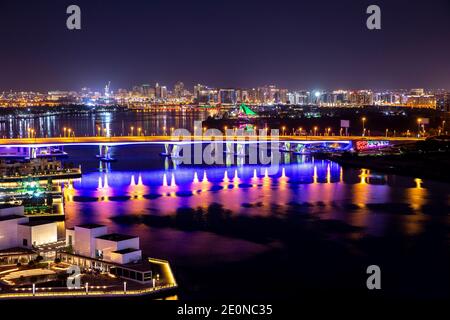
[361,117,366,136]
[417,118,422,137]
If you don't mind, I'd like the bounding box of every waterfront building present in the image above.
[406,89,436,109]
[0,157,62,177]
[0,147,80,182]
[66,224,141,264]
[0,204,57,251]
[63,224,152,283]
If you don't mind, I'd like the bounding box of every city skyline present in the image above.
[2,83,450,93]
[1,0,450,91]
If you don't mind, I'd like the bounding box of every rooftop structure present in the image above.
[64,224,149,283]
[0,204,57,250]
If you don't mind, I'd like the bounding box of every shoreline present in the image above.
[329,153,450,183]
[0,285,177,300]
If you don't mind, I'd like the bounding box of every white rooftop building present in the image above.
[62,224,150,283]
[66,224,142,265]
[0,205,57,250]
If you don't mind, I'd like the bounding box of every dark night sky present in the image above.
[0,0,450,91]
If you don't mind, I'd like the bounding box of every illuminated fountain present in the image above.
[223,171,229,183]
[162,173,168,187]
[193,172,199,184]
[202,171,208,184]
[233,170,240,184]
[170,173,177,187]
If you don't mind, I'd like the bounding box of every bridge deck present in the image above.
[0,135,421,147]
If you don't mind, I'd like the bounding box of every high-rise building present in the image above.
[194,84,207,99]
[174,82,185,98]
[436,92,450,112]
[219,89,237,105]
[155,83,167,100]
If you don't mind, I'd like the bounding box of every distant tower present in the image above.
[104,81,111,98]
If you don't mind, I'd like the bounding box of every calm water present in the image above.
[58,144,450,300]
[0,109,213,138]
[5,111,449,300]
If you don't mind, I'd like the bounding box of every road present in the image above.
[0,135,422,147]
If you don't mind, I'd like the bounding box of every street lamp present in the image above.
[282,126,286,136]
[385,128,389,137]
[417,118,422,137]
[131,126,134,136]
[138,127,141,136]
[63,127,67,137]
[362,117,366,136]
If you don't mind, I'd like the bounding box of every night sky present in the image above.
[0,0,450,91]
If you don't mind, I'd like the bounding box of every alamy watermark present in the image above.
[66,5,81,30]
[170,121,281,175]
[66,5,381,31]
[366,5,381,30]
[366,265,381,290]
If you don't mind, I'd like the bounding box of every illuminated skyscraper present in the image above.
[219,88,237,105]
[174,82,184,98]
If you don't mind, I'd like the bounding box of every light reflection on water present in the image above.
[60,145,450,266]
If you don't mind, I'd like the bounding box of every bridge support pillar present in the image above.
[236,143,245,157]
[225,142,234,154]
[171,144,180,158]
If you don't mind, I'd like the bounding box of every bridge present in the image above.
[0,135,421,147]
[0,135,421,160]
